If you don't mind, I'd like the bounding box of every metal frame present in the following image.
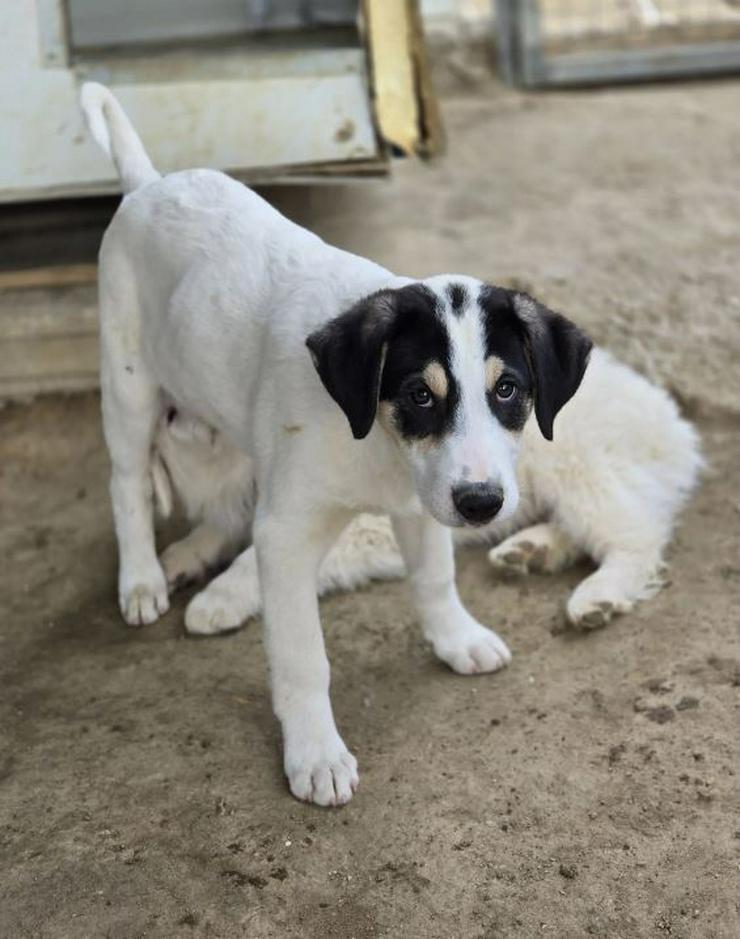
[495,0,740,87]
[36,0,70,68]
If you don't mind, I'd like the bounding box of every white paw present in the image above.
[488,539,543,575]
[566,559,666,631]
[488,525,579,576]
[284,735,359,807]
[184,576,259,636]
[120,566,169,626]
[567,586,629,631]
[160,539,207,589]
[432,620,512,675]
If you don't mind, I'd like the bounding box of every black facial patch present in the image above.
[478,284,592,440]
[475,286,534,432]
[445,282,469,317]
[379,285,460,441]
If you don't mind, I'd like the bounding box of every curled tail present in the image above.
[80,82,160,193]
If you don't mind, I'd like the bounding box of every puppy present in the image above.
[81,83,591,805]
[153,348,701,633]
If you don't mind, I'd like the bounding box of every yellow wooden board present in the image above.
[363,0,445,158]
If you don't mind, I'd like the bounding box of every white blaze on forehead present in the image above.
[444,305,489,410]
[422,361,448,399]
[443,302,495,481]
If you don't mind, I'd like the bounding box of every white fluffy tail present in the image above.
[80,82,160,193]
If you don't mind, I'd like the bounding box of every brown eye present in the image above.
[496,379,517,401]
[409,385,434,408]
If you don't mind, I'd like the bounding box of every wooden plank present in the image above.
[362,0,445,158]
[0,285,99,400]
[0,264,98,291]
[408,0,446,158]
[363,0,420,155]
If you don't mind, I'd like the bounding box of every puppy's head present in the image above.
[307,276,591,528]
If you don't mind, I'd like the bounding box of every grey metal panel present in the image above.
[535,41,740,87]
[68,0,358,49]
[519,0,545,87]
[494,0,516,85]
[496,0,740,87]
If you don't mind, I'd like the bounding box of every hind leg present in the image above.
[184,513,405,635]
[184,545,259,635]
[315,514,405,593]
[488,522,583,575]
[160,522,240,590]
[99,275,168,625]
[103,371,169,624]
[567,549,666,630]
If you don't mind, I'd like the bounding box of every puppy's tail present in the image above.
[80,82,160,194]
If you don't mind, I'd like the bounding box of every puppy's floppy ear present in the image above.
[512,292,592,441]
[306,290,397,440]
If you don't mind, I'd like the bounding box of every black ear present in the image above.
[512,292,592,441]
[306,291,397,439]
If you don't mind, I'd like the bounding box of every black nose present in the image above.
[452,482,504,525]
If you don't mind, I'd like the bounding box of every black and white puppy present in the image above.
[81,83,590,806]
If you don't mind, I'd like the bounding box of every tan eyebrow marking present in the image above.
[422,361,448,399]
[485,355,505,390]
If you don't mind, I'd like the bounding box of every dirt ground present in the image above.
[2,77,740,938]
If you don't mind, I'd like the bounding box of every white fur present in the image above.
[82,84,523,807]
[479,348,702,625]
[80,83,159,194]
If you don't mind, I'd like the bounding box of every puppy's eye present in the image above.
[495,379,517,401]
[409,385,434,408]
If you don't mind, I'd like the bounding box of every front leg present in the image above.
[255,508,358,806]
[392,513,511,675]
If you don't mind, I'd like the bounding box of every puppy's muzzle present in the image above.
[452,482,504,525]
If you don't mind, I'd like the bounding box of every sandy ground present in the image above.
[2,77,740,938]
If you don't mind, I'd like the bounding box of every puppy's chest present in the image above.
[331,447,422,517]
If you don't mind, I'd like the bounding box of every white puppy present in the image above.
[153,348,701,634]
[81,83,593,805]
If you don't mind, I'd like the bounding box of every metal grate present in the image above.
[496,0,740,86]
